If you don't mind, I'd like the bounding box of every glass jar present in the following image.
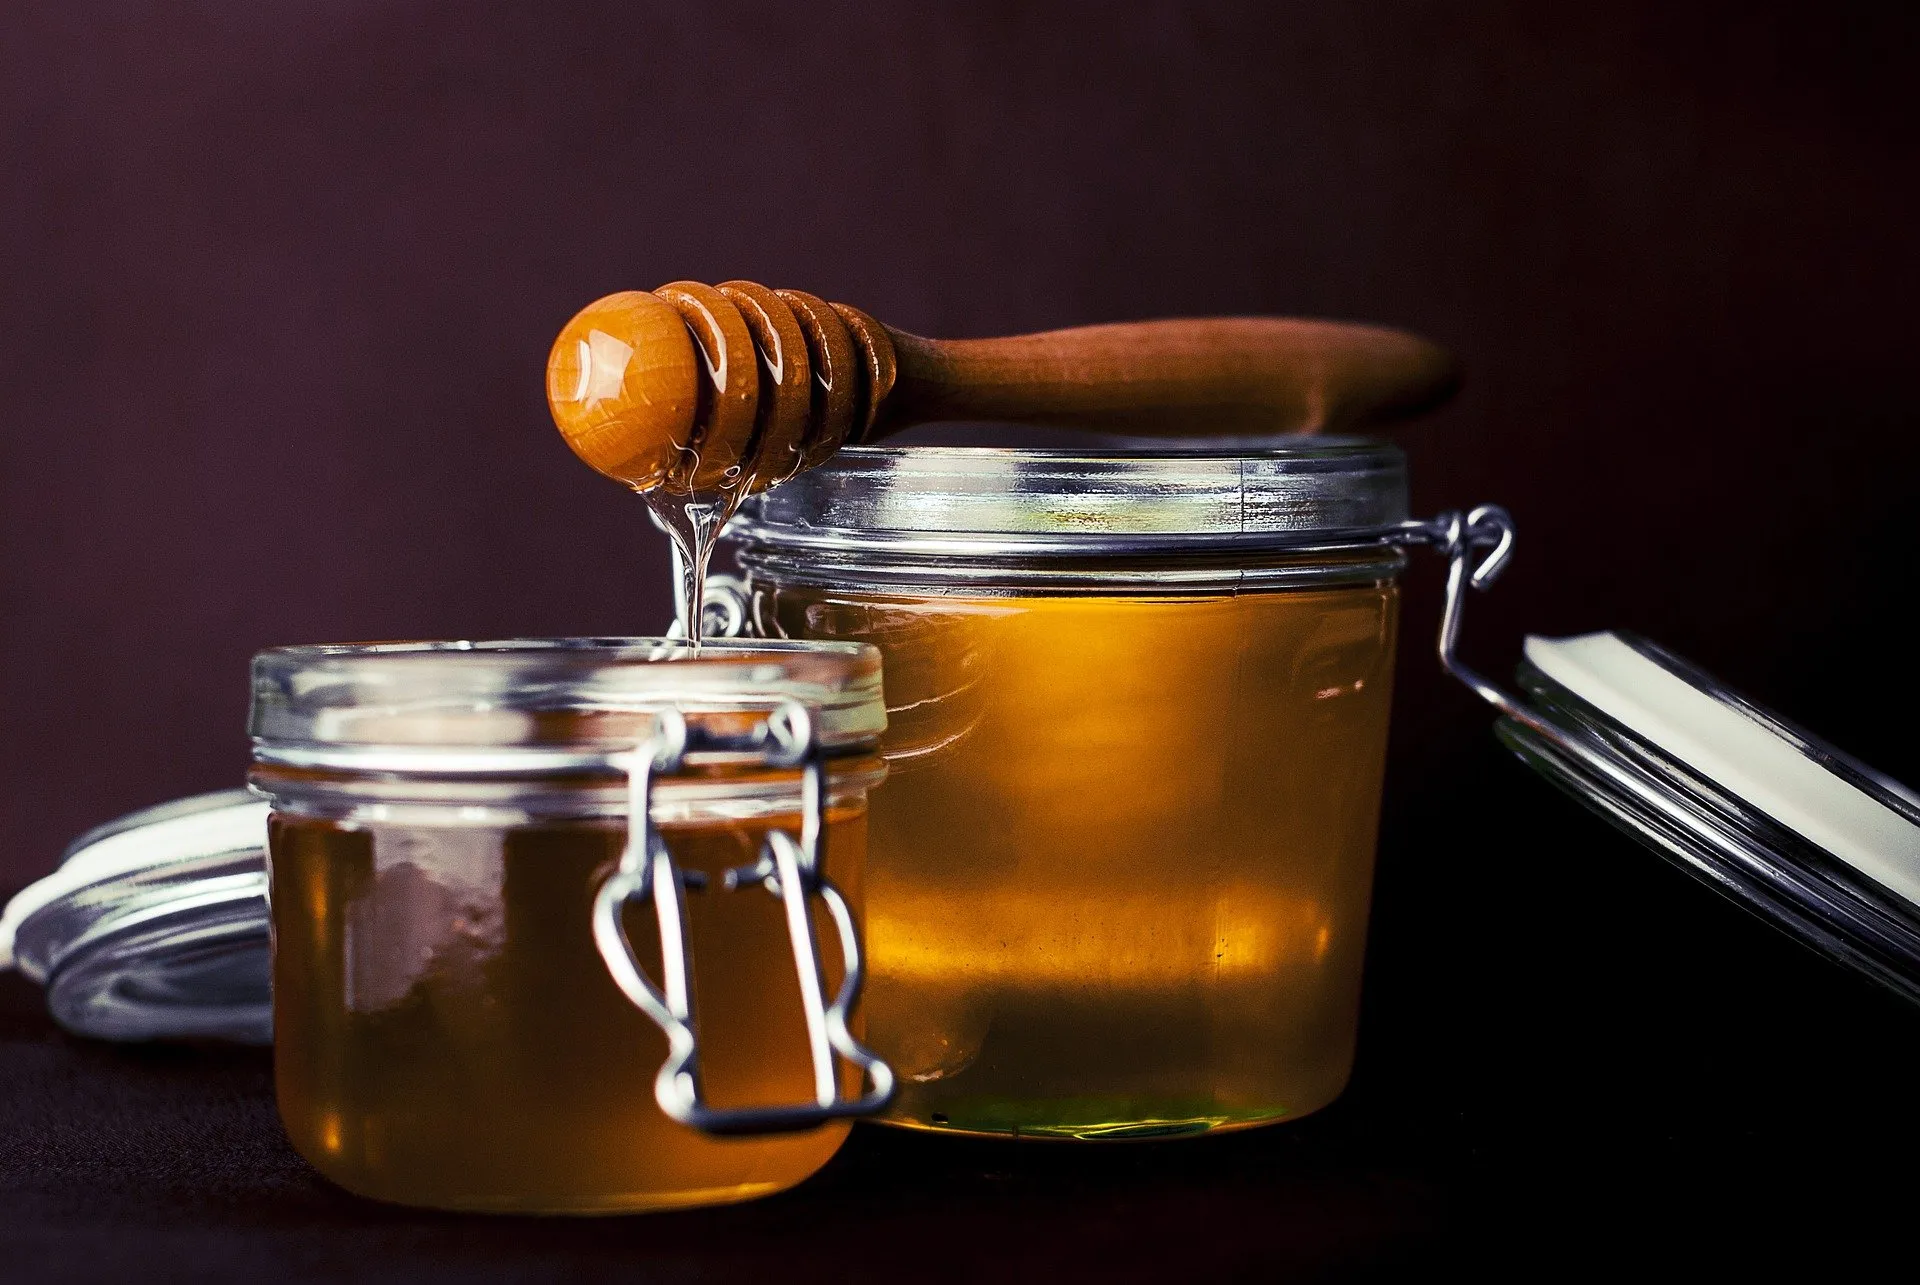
[712,439,1439,1139]
[11,446,1913,1180]
[247,638,893,1212]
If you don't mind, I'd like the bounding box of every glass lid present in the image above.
[1430,509,1920,1004]
[1500,632,1920,1002]
[0,790,272,1044]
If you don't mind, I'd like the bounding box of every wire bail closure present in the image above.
[1396,506,1622,751]
[1391,505,1526,717]
[590,700,896,1135]
[1398,504,1641,747]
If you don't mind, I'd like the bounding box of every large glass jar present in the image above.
[248,638,892,1212]
[718,439,1414,1139]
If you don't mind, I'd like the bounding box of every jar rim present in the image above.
[249,637,886,756]
[726,437,1410,592]
[734,435,1407,543]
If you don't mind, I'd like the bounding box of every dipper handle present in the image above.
[881,317,1455,438]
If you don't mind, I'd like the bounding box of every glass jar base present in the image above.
[875,1094,1336,1142]
[294,1148,824,1215]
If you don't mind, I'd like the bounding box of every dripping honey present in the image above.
[757,584,1398,1139]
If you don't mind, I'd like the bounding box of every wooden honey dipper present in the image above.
[547,280,1458,497]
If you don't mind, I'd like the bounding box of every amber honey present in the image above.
[758,584,1398,1138]
[268,803,866,1212]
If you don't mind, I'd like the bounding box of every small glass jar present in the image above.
[714,439,1434,1139]
[247,638,892,1212]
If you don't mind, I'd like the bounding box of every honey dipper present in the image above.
[547,281,1458,496]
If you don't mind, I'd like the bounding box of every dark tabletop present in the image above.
[7,759,1920,1283]
[0,969,1459,1282]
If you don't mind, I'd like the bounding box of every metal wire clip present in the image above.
[1391,504,1523,717]
[591,701,896,1134]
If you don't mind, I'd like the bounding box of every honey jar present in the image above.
[706,439,1447,1138]
[10,440,1913,1192]
[246,638,893,1212]
[5,439,1915,1222]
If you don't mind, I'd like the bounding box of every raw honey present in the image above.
[267,804,867,1212]
[756,584,1399,1138]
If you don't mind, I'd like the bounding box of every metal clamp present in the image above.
[590,701,895,1135]
[1390,506,1528,718]
[1399,505,1601,750]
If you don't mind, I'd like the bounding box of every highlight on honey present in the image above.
[760,585,1401,1139]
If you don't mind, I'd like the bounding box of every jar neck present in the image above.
[730,537,1408,596]
[248,754,886,824]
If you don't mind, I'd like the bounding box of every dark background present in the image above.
[3,2,1918,1277]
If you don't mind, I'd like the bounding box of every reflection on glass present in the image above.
[764,585,1399,1139]
[271,809,865,1211]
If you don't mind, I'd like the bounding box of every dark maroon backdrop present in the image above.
[5,1,1916,868]
[3,3,1919,1270]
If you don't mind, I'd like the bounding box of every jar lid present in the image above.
[1411,507,1920,1006]
[251,637,885,773]
[0,790,272,1043]
[1497,630,1920,1002]
[733,436,1408,555]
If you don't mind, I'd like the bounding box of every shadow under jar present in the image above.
[715,438,1426,1140]
[248,639,891,1212]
